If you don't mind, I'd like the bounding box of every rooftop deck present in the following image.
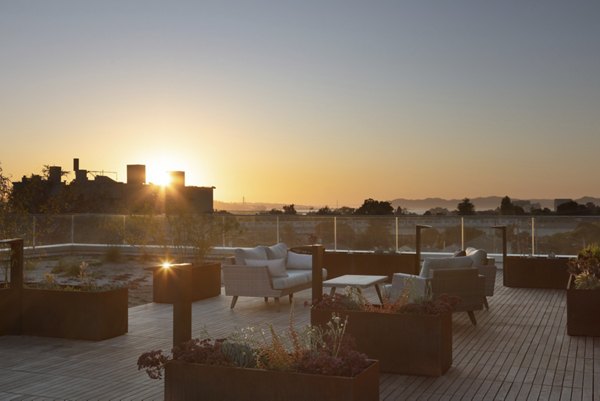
[0,270,598,401]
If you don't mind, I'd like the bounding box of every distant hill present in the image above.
[215,196,600,214]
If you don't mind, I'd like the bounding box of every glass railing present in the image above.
[2,213,600,257]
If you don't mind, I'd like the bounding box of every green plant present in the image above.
[137,313,370,380]
[311,285,459,315]
[568,244,600,290]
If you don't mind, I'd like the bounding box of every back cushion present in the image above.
[420,257,473,278]
[264,242,288,260]
[286,251,312,270]
[234,246,268,265]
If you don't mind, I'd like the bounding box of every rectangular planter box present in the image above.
[311,308,452,376]
[164,358,379,401]
[21,286,128,340]
[153,262,221,303]
[324,252,418,280]
[504,256,570,289]
[567,278,600,337]
[0,286,21,335]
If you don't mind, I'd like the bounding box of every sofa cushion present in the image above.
[246,258,288,277]
[271,268,328,290]
[286,251,312,270]
[264,242,288,260]
[234,246,268,265]
[465,248,488,266]
[420,256,473,278]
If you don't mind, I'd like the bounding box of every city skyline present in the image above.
[2,1,599,206]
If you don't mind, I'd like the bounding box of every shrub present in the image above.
[568,244,600,290]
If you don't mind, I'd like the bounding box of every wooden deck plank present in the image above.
[0,269,598,400]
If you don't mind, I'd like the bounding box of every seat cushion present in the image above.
[420,256,473,278]
[271,269,328,290]
[234,246,268,265]
[264,242,288,260]
[245,258,288,277]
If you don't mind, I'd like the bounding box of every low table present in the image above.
[322,274,388,303]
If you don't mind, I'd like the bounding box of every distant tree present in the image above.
[457,198,475,215]
[315,206,335,215]
[424,207,450,216]
[557,200,588,215]
[283,204,297,215]
[500,196,514,215]
[355,198,394,215]
[335,206,355,215]
[394,206,407,215]
[264,208,283,215]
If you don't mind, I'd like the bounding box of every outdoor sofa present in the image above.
[222,243,327,309]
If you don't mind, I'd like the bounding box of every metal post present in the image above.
[162,263,193,347]
[333,216,337,252]
[311,245,324,303]
[493,225,507,266]
[531,217,535,256]
[461,217,465,250]
[395,217,399,252]
[415,225,432,273]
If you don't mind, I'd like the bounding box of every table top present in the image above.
[322,274,388,288]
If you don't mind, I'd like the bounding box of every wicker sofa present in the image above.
[222,243,327,310]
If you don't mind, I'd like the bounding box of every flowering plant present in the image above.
[137,313,370,379]
[311,286,459,315]
[568,244,600,290]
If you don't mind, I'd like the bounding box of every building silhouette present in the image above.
[11,158,214,215]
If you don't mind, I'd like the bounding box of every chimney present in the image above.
[73,158,79,172]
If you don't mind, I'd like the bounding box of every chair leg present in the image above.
[467,311,477,326]
[230,296,239,309]
[264,297,268,302]
[289,293,293,303]
[483,297,489,310]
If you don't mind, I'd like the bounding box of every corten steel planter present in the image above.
[21,286,128,340]
[503,256,570,289]
[164,359,380,401]
[0,286,21,335]
[153,262,221,304]
[567,276,600,337]
[324,252,418,280]
[311,308,452,376]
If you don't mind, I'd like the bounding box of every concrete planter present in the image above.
[503,256,570,289]
[311,308,452,376]
[21,286,128,340]
[164,358,379,401]
[153,262,221,303]
[567,277,600,337]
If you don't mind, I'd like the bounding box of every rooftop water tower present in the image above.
[169,171,185,187]
[127,165,146,185]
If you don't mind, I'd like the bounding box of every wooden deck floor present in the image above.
[0,270,598,401]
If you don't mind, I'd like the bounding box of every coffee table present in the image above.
[322,274,388,303]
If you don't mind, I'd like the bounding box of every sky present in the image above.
[1,1,599,207]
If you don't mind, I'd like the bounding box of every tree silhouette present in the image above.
[355,198,394,215]
[457,198,475,215]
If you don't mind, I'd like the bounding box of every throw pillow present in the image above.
[264,242,288,260]
[453,249,466,257]
[286,251,312,270]
[234,246,268,265]
[245,258,288,277]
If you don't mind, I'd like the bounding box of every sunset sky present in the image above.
[1,1,599,207]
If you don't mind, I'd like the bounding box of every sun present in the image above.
[146,165,172,187]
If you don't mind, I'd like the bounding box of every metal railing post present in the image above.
[461,217,465,250]
[531,217,535,256]
[333,216,337,251]
[395,217,399,252]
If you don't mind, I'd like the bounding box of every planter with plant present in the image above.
[152,213,237,303]
[138,314,379,401]
[310,286,457,376]
[503,255,571,289]
[566,244,600,336]
[21,261,128,340]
